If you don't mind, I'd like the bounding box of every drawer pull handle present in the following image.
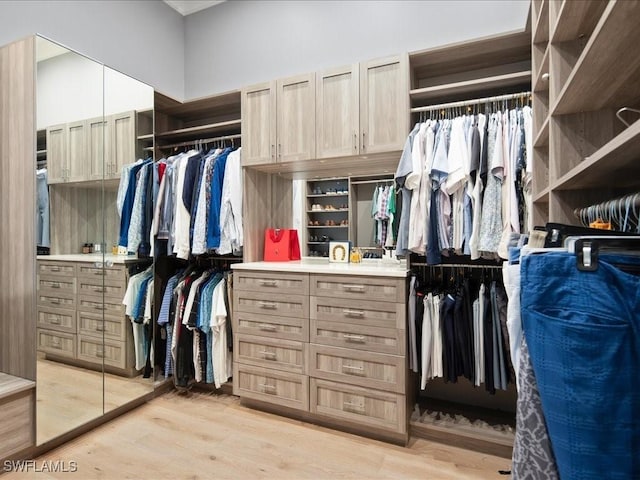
[94,271,105,276]
[51,282,61,289]
[95,325,106,332]
[343,334,366,343]
[94,288,106,293]
[259,383,277,393]
[95,350,105,358]
[343,309,365,317]
[258,323,277,332]
[258,279,277,287]
[50,299,61,305]
[50,316,61,325]
[50,267,61,272]
[259,350,277,360]
[257,301,277,309]
[94,305,106,311]
[343,401,365,413]
[343,284,365,292]
[51,343,62,349]
[342,364,364,374]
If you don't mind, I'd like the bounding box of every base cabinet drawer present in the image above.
[77,278,125,299]
[77,335,126,369]
[309,344,405,393]
[77,263,124,281]
[38,261,75,277]
[37,329,75,358]
[236,311,309,342]
[311,319,405,356]
[234,271,309,295]
[234,291,308,319]
[37,275,76,296]
[235,334,306,374]
[78,295,125,316]
[37,292,75,310]
[234,363,309,411]
[78,311,126,341]
[310,378,406,434]
[311,274,405,303]
[311,296,404,330]
[37,307,76,334]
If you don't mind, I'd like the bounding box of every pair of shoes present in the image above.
[340,204,348,209]
[324,220,336,226]
[313,187,323,195]
[309,220,320,226]
[325,204,336,211]
[320,235,330,242]
[339,219,349,226]
[309,235,319,242]
[311,204,324,211]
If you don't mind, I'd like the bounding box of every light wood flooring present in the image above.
[37,358,152,444]
[9,390,512,479]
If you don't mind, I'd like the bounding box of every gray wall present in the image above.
[0,0,185,100]
[184,0,530,98]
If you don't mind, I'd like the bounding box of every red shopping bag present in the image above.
[263,228,301,262]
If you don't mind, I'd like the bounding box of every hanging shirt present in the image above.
[395,123,420,256]
[206,148,232,250]
[218,148,243,255]
[192,152,219,255]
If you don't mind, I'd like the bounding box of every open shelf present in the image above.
[532,46,549,93]
[307,225,348,229]
[306,209,348,213]
[553,119,640,191]
[533,186,550,203]
[532,0,549,44]
[552,1,640,115]
[550,0,608,43]
[156,119,241,141]
[533,116,549,147]
[409,71,531,104]
[137,134,154,141]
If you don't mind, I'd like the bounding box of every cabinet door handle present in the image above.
[343,401,365,413]
[258,323,277,332]
[342,364,364,374]
[271,144,275,159]
[258,279,277,287]
[259,350,277,360]
[362,132,366,151]
[259,383,277,393]
[278,143,282,158]
[342,309,365,317]
[342,284,365,292]
[257,301,277,309]
[354,132,358,151]
[343,333,366,343]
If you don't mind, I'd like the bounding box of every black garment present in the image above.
[495,283,513,384]
[138,163,154,257]
[469,120,481,180]
[479,119,489,182]
[175,325,194,388]
[198,330,207,382]
[181,153,203,213]
[441,294,457,383]
[427,186,442,265]
[482,284,496,394]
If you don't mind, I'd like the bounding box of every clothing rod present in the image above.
[574,192,640,224]
[410,91,532,113]
[412,262,503,269]
[156,134,241,150]
[350,179,395,185]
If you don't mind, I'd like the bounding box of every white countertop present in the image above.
[232,258,409,277]
[37,254,149,265]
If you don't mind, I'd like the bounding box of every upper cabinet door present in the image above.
[87,117,108,181]
[360,54,409,154]
[277,73,315,163]
[46,124,67,184]
[110,111,136,179]
[316,65,359,159]
[66,120,87,183]
[242,81,277,166]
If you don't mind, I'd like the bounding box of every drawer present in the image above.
[311,296,404,330]
[310,378,406,434]
[77,335,127,369]
[234,291,308,319]
[37,274,76,296]
[309,344,405,394]
[0,389,35,458]
[311,274,405,303]
[311,319,405,356]
[235,334,306,374]
[78,295,125,316]
[235,271,309,295]
[236,311,309,342]
[77,263,125,282]
[37,291,75,310]
[37,307,76,334]
[37,261,75,277]
[77,278,126,299]
[233,363,309,411]
[78,311,126,341]
[37,329,75,358]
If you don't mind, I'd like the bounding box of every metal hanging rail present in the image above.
[410,91,532,114]
[155,133,241,151]
[574,192,640,230]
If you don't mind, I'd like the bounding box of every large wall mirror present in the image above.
[35,36,154,445]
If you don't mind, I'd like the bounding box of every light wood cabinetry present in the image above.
[46,124,67,184]
[233,268,408,443]
[108,111,136,179]
[531,0,640,225]
[36,259,139,376]
[242,73,315,166]
[0,374,35,460]
[87,116,108,180]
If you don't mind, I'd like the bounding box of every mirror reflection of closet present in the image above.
[349,176,398,251]
[35,36,155,445]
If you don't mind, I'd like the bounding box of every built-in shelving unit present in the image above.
[532,0,640,226]
[305,178,350,257]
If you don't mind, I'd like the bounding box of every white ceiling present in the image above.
[163,0,226,16]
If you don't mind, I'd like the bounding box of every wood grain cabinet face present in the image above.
[109,111,136,179]
[235,334,306,374]
[241,81,277,166]
[234,363,309,411]
[316,65,360,159]
[66,120,88,183]
[360,55,409,154]
[87,116,108,180]
[46,124,67,184]
[277,73,316,162]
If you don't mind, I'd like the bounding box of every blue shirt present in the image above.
[206,148,232,249]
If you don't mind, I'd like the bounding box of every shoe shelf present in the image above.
[306,177,350,256]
